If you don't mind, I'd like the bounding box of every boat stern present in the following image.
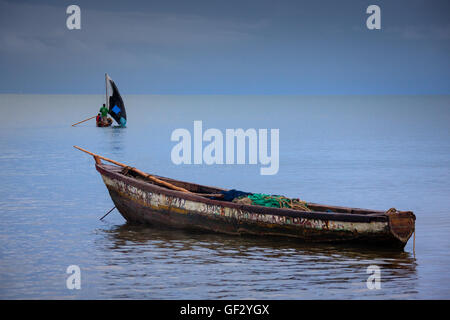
[386,208,416,247]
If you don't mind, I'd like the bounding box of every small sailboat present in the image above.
[97,73,127,127]
[72,74,127,127]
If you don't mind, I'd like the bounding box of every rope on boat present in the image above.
[100,206,116,220]
[121,166,135,175]
[386,207,399,214]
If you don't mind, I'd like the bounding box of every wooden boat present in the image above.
[96,118,112,127]
[76,146,416,250]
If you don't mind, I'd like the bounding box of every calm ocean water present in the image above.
[0,94,449,299]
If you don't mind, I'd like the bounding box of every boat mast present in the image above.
[105,73,108,109]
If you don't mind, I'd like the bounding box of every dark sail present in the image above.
[107,76,127,127]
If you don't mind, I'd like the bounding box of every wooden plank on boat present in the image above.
[74,145,191,193]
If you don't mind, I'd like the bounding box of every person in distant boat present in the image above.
[96,113,101,124]
[99,104,109,124]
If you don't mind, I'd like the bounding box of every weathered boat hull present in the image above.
[96,164,415,250]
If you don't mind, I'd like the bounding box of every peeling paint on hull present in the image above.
[96,164,415,249]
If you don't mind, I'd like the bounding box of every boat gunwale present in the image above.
[96,163,393,224]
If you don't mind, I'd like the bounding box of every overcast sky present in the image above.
[0,0,449,94]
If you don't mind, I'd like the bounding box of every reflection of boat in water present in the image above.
[75,146,416,251]
[103,223,417,272]
[94,223,418,299]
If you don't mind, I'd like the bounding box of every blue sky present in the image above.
[0,0,449,94]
